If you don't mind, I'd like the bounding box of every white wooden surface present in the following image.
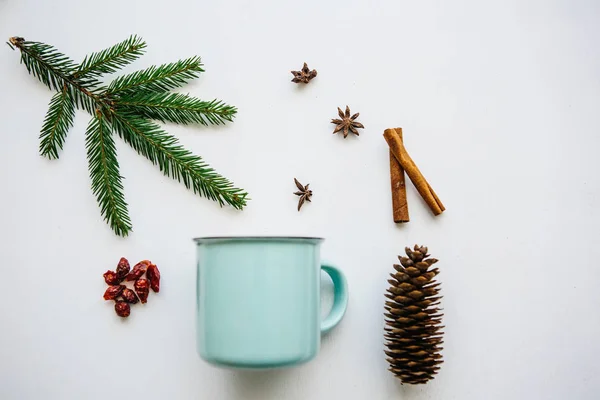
[1,0,599,399]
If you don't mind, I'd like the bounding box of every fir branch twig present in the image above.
[107,56,204,96]
[39,85,75,159]
[8,37,101,113]
[86,110,132,236]
[9,37,77,91]
[110,112,247,209]
[118,92,237,125]
[73,35,146,79]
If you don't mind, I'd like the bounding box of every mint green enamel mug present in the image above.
[194,236,348,368]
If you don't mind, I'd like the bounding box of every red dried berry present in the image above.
[126,260,150,282]
[116,257,130,281]
[103,270,120,285]
[146,263,161,293]
[103,285,125,300]
[134,279,150,304]
[121,288,139,304]
[114,301,131,318]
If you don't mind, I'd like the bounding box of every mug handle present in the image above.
[320,264,349,334]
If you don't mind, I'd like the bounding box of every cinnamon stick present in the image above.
[383,128,445,216]
[386,128,409,222]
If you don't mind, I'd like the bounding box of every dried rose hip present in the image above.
[103,284,125,300]
[103,270,120,285]
[134,279,150,304]
[121,288,139,304]
[116,257,130,282]
[114,301,131,318]
[126,260,150,281]
[146,263,161,293]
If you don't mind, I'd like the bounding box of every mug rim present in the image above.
[193,235,324,242]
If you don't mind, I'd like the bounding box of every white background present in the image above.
[1,0,599,399]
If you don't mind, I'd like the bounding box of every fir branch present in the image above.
[39,86,75,159]
[110,112,248,209]
[73,35,146,79]
[8,35,246,236]
[117,92,237,126]
[8,37,101,113]
[107,56,204,96]
[85,111,132,236]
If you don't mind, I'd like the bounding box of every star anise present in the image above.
[293,178,312,211]
[331,106,364,138]
[291,62,317,84]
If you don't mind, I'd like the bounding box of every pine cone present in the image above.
[384,245,444,384]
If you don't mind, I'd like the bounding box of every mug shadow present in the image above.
[226,367,295,400]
